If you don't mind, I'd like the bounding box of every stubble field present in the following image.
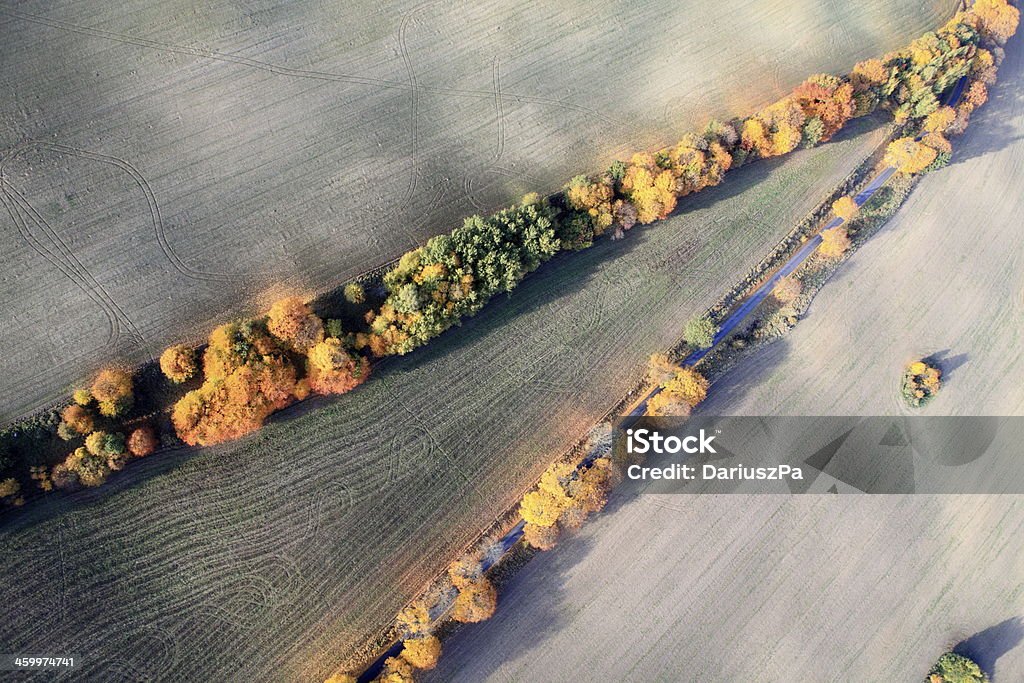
[0,119,892,681]
[0,0,951,420]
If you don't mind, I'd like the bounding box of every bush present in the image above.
[90,368,134,417]
[684,313,718,349]
[927,651,987,683]
[85,431,125,457]
[160,344,199,384]
[772,275,802,304]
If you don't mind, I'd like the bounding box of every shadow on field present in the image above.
[953,617,1024,681]
[948,38,1024,168]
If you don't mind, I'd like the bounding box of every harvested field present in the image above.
[0,0,953,421]
[0,120,891,681]
[700,35,1024,417]
[425,495,1024,682]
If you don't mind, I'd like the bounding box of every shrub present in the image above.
[684,313,718,350]
[902,360,942,407]
[927,651,987,683]
[396,601,431,636]
[160,344,199,384]
[343,283,366,305]
[60,404,94,436]
[267,296,325,353]
[60,447,110,488]
[0,478,20,500]
[401,635,442,670]
[90,368,134,417]
[772,275,802,305]
[127,426,158,457]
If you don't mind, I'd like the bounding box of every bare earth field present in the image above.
[0,0,952,420]
[0,120,891,681]
[424,29,1024,683]
[426,495,1024,682]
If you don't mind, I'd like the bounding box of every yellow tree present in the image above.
[401,635,442,670]
[974,0,1020,44]
[160,344,199,384]
[90,367,134,417]
[451,578,498,623]
[519,489,566,527]
[61,404,95,436]
[818,227,852,260]
[832,196,859,221]
[885,138,938,174]
[924,106,956,134]
[324,674,356,683]
[523,522,559,550]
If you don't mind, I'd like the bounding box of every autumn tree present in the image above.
[72,389,92,406]
[974,0,1020,45]
[621,153,678,224]
[90,367,134,417]
[792,73,855,141]
[773,275,802,305]
[60,404,95,438]
[401,635,442,670]
[127,426,158,457]
[885,138,940,175]
[902,360,942,407]
[451,577,497,623]
[0,478,21,506]
[266,296,325,353]
[648,367,709,417]
[818,226,852,260]
[832,196,859,221]
[523,522,559,550]
[57,447,110,488]
[174,320,298,446]
[397,600,431,636]
[684,313,718,350]
[374,657,415,683]
[306,338,370,396]
[924,106,957,134]
[160,344,199,384]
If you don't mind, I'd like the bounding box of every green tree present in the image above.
[927,652,987,683]
[684,313,718,349]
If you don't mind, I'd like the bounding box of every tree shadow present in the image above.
[953,617,1024,681]
[946,38,1024,168]
[924,348,969,380]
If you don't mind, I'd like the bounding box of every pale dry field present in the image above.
[700,35,1024,417]
[0,0,951,421]
[0,121,891,682]
[426,495,1024,682]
